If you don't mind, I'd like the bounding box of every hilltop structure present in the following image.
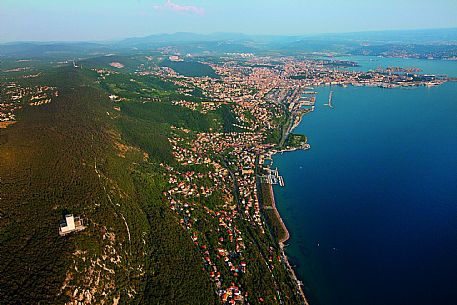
[59,214,85,236]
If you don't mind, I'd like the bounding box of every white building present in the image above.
[59,214,85,236]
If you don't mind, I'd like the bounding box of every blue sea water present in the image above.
[273,79,457,305]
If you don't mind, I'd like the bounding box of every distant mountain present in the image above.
[0,42,110,58]
[118,32,303,49]
[118,28,457,47]
[316,28,457,44]
[276,29,457,55]
[2,28,456,58]
[114,28,457,56]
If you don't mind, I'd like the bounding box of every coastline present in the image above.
[263,81,457,305]
[263,110,311,305]
[268,182,309,305]
[268,182,290,244]
[270,184,309,305]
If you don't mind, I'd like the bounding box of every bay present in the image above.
[273,77,457,305]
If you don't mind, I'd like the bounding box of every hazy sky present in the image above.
[1,0,456,42]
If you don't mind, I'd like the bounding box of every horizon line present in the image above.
[1,26,456,44]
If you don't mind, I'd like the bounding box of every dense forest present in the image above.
[0,67,218,304]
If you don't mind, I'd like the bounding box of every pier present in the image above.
[262,167,285,187]
[324,90,334,108]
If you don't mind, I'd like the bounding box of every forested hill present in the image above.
[0,66,218,304]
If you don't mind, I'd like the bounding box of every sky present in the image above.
[0,0,457,42]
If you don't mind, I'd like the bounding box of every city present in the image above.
[1,1,457,305]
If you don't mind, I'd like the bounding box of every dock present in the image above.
[262,167,285,187]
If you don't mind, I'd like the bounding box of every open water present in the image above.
[273,62,457,305]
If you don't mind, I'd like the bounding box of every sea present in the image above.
[273,57,457,305]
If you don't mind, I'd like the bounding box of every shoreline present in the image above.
[261,72,451,305]
[264,110,311,305]
[268,179,309,305]
[265,81,454,305]
[268,182,290,244]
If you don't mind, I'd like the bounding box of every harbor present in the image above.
[262,167,285,187]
